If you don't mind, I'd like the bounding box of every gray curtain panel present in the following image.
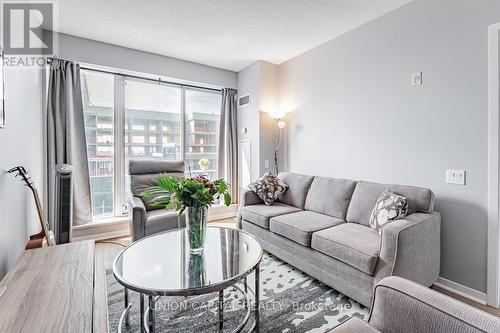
[46,59,92,227]
[218,88,239,203]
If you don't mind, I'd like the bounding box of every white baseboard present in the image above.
[208,211,237,222]
[71,219,130,242]
[71,228,130,243]
[434,277,487,305]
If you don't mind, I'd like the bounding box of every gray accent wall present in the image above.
[277,0,500,293]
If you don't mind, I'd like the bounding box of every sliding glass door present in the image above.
[81,70,222,220]
[82,71,115,218]
[184,88,221,179]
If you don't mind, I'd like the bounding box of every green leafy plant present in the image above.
[141,175,232,214]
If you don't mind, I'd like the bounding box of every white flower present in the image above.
[198,158,210,171]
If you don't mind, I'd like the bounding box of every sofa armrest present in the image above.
[236,188,262,229]
[374,212,440,286]
[130,196,147,241]
[369,276,500,333]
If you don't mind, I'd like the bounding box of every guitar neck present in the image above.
[9,166,56,247]
[28,185,51,236]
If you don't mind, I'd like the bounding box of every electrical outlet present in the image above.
[411,72,423,86]
[446,170,466,185]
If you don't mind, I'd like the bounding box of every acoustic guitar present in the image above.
[8,166,56,249]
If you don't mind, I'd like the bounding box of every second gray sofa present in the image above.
[237,172,441,307]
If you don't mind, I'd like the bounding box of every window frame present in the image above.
[80,67,222,220]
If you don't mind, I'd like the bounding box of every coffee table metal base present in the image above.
[117,265,260,333]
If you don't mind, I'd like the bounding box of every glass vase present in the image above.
[185,252,207,288]
[185,206,208,253]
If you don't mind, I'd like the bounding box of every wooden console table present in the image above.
[0,240,108,332]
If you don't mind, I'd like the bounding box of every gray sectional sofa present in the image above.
[237,172,441,307]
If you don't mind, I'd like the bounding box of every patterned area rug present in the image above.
[106,246,368,333]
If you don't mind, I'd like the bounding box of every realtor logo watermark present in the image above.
[1,1,56,66]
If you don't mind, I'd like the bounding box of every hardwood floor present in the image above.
[96,217,500,318]
[433,285,500,317]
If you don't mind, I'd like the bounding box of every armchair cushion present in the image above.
[129,160,185,211]
[145,210,186,236]
[241,203,301,229]
[328,317,380,333]
[269,211,344,246]
[311,223,380,274]
[369,277,500,333]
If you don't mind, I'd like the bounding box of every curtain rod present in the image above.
[46,57,223,92]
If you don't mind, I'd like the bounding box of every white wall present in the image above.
[277,0,500,293]
[0,66,44,278]
[53,32,237,89]
[237,61,281,183]
[259,62,280,176]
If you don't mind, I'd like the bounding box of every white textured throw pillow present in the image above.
[248,171,288,206]
[369,190,408,234]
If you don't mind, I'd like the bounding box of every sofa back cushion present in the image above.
[129,160,185,211]
[277,172,314,209]
[305,177,357,220]
[346,181,434,226]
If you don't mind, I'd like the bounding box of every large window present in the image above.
[81,70,222,220]
[185,88,221,179]
[82,71,115,218]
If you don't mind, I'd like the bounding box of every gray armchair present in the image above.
[129,160,186,241]
[329,276,500,333]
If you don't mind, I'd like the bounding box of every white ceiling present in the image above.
[52,0,414,72]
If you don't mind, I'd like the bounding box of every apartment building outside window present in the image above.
[81,69,222,219]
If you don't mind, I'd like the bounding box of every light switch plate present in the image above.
[264,160,269,169]
[446,170,466,185]
[412,72,423,86]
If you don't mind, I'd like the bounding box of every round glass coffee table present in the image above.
[113,226,263,333]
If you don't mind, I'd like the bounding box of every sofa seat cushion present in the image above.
[311,223,381,275]
[269,211,344,246]
[241,203,301,229]
[327,317,381,333]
